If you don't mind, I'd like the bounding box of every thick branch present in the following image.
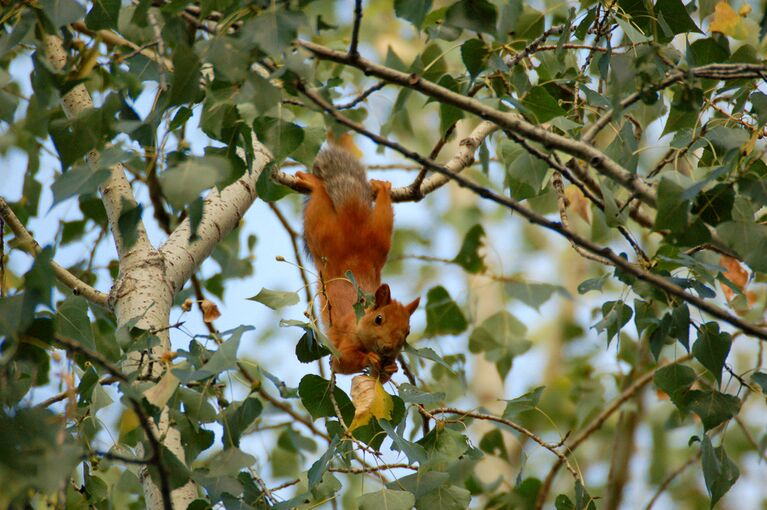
[0,198,109,307]
[44,35,153,264]
[296,39,657,207]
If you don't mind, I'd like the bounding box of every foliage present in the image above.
[1,0,767,509]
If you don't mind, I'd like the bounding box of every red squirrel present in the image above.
[295,146,419,381]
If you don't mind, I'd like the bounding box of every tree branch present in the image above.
[272,121,497,201]
[293,79,767,341]
[296,39,657,207]
[0,198,109,307]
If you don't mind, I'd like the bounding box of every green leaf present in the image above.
[379,419,427,464]
[593,301,633,345]
[701,435,739,508]
[688,390,740,431]
[243,10,306,56]
[308,435,339,488]
[51,167,111,206]
[405,344,455,373]
[358,489,416,510]
[39,0,86,28]
[505,280,569,311]
[418,483,472,510]
[168,44,201,106]
[521,86,566,123]
[56,296,95,351]
[751,371,767,393]
[655,0,702,35]
[398,383,445,405]
[468,310,531,379]
[452,224,486,274]
[423,286,467,337]
[220,396,263,448]
[692,323,731,385]
[577,274,608,294]
[461,39,489,79]
[256,162,294,202]
[158,156,231,209]
[117,200,142,249]
[298,374,355,425]
[247,288,300,309]
[654,363,695,409]
[717,219,767,273]
[253,117,305,164]
[445,0,498,34]
[499,140,550,200]
[655,177,691,233]
[418,426,469,471]
[85,0,120,30]
[502,386,544,418]
[394,0,432,29]
[174,326,251,383]
[295,329,331,363]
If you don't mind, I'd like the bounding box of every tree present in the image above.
[1,0,767,508]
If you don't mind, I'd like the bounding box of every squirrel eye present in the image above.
[374,314,384,325]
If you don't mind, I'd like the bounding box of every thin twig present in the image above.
[643,454,700,510]
[430,408,581,481]
[349,0,363,59]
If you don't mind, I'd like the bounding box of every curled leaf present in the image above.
[201,299,221,323]
[181,298,193,312]
[349,375,393,431]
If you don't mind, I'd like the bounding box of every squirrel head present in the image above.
[356,284,419,358]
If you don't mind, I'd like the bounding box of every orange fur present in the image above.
[297,161,419,382]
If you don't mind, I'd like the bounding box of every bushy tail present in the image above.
[312,146,372,208]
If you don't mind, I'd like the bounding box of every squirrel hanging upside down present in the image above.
[295,146,419,381]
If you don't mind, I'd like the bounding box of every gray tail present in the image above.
[312,146,372,208]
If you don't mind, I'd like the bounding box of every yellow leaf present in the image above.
[143,371,179,408]
[564,185,591,223]
[327,131,363,159]
[709,2,739,35]
[709,1,754,40]
[118,409,140,441]
[349,375,393,431]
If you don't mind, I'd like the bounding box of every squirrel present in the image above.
[295,146,419,381]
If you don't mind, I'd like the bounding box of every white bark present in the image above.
[44,35,270,509]
[160,134,271,293]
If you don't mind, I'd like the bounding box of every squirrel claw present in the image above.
[294,171,319,191]
[370,179,392,197]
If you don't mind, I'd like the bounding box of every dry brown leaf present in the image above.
[181,298,194,312]
[719,256,756,307]
[201,299,221,323]
[564,185,591,223]
[349,375,393,431]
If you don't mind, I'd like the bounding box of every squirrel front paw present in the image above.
[370,179,392,197]
[295,171,320,191]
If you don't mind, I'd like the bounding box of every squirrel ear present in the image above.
[374,284,391,309]
[405,297,420,316]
